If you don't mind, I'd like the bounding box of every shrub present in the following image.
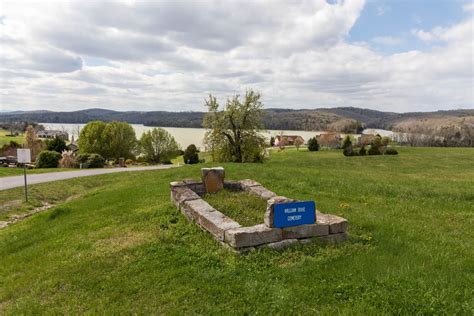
[76,153,90,164]
[59,151,77,168]
[76,153,105,168]
[368,136,383,155]
[183,144,200,164]
[270,136,275,147]
[125,159,134,165]
[359,145,367,156]
[88,154,105,168]
[36,150,61,168]
[381,136,391,146]
[385,148,399,155]
[307,137,320,152]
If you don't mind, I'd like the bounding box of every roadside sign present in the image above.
[273,201,316,228]
[17,149,31,163]
[17,148,31,202]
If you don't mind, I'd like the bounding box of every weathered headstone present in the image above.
[118,157,125,168]
[201,167,225,194]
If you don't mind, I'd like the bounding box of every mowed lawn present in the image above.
[0,129,24,147]
[0,147,473,314]
[0,168,76,178]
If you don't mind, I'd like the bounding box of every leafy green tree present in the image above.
[203,89,266,163]
[103,121,137,159]
[78,121,108,157]
[46,136,68,153]
[307,137,319,151]
[183,144,199,164]
[140,128,179,163]
[359,145,367,156]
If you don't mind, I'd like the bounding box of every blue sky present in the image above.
[350,0,472,53]
[0,0,473,112]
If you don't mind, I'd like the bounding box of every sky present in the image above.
[0,0,473,113]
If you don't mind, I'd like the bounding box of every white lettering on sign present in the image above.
[17,149,31,163]
[288,215,302,221]
[298,207,306,212]
[284,208,297,214]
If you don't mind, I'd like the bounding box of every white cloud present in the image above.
[463,2,474,12]
[0,0,473,113]
[372,36,404,46]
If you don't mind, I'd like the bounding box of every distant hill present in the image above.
[1,107,472,132]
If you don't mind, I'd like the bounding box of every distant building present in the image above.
[316,133,342,148]
[37,130,69,140]
[69,141,79,152]
[274,135,304,147]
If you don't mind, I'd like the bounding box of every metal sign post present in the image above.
[23,164,28,202]
[17,149,31,202]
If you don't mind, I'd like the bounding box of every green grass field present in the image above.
[0,147,473,314]
[203,189,267,226]
[0,129,24,147]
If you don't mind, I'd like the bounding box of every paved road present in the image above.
[0,165,181,191]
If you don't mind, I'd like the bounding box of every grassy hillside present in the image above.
[1,148,473,314]
[2,107,472,131]
[0,129,23,147]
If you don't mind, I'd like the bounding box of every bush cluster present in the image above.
[342,135,399,157]
[76,153,105,168]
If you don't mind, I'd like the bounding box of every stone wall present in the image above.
[170,179,348,252]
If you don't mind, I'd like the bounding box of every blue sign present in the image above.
[273,201,316,228]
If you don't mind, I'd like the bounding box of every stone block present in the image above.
[201,167,225,193]
[183,179,201,185]
[239,179,261,188]
[264,196,295,228]
[316,212,348,234]
[223,180,242,191]
[198,210,241,241]
[225,224,282,248]
[182,199,217,221]
[282,223,329,239]
[170,186,201,208]
[170,181,186,188]
[244,185,277,200]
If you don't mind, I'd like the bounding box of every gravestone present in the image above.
[201,167,225,193]
[118,157,125,168]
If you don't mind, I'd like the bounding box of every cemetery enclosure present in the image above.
[170,171,348,251]
[0,147,472,314]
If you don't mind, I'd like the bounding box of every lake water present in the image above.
[40,123,394,149]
